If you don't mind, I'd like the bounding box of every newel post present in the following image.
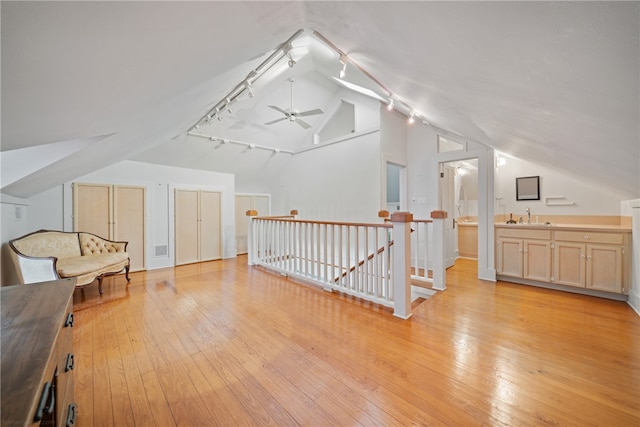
[431,210,447,290]
[246,210,258,265]
[391,211,413,320]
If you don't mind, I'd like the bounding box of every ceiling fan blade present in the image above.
[268,105,289,115]
[265,117,287,125]
[296,118,311,129]
[298,108,324,117]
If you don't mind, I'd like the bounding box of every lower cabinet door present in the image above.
[586,245,623,292]
[553,242,586,287]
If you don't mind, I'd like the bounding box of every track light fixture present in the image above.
[408,113,415,124]
[387,99,394,111]
[339,54,348,78]
[247,85,255,98]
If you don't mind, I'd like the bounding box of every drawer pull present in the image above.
[64,312,74,327]
[34,381,55,422]
[66,403,78,427]
[65,352,75,372]
[584,235,590,240]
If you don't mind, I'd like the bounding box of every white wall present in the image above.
[407,124,439,219]
[60,161,235,269]
[268,131,381,222]
[495,155,626,218]
[0,160,235,276]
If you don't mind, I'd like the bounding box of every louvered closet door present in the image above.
[113,186,146,271]
[199,191,221,261]
[73,183,112,238]
[175,189,200,265]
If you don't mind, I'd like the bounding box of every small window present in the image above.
[437,135,465,153]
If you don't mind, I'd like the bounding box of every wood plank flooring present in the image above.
[72,257,640,426]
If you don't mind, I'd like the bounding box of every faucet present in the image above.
[526,207,531,224]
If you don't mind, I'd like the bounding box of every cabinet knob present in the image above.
[584,235,590,240]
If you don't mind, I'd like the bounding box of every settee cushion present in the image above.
[56,252,129,278]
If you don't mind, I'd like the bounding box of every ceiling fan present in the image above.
[265,77,323,129]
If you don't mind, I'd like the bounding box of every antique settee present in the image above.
[8,230,130,294]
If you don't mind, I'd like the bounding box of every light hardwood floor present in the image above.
[72,257,640,426]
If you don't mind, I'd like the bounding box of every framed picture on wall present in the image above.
[516,176,540,201]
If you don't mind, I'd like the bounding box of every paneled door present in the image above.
[113,186,146,271]
[175,189,222,265]
[74,183,146,271]
[439,164,456,268]
[73,183,112,238]
[199,191,221,261]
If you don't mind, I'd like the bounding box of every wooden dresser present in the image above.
[1,278,77,426]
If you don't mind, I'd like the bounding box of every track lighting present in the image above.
[286,50,297,68]
[408,113,415,124]
[339,54,348,78]
[387,99,394,111]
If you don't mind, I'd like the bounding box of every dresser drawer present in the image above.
[57,372,76,427]
[554,230,624,245]
[496,227,552,240]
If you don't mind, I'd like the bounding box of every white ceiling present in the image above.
[1,1,638,199]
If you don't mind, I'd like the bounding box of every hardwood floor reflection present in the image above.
[73,257,640,426]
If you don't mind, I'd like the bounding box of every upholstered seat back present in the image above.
[11,231,81,259]
[79,233,126,255]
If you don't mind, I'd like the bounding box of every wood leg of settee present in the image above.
[125,264,131,282]
[97,276,104,295]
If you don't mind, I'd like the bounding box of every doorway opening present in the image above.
[439,158,479,267]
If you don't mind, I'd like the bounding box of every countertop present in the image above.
[494,223,632,232]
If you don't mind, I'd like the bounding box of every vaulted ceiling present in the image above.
[2,1,638,199]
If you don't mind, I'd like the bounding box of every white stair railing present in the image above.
[247,210,446,318]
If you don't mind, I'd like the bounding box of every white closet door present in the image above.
[199,191,221,261]
[175,189,199,265]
